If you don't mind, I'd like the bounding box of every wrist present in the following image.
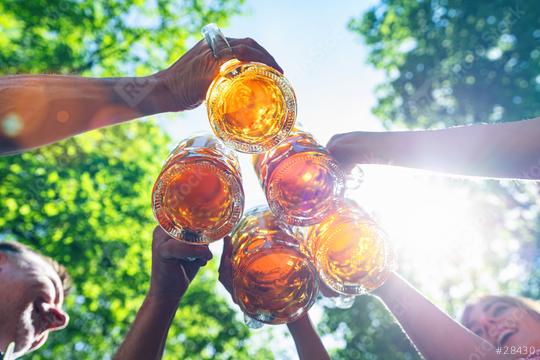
[147,283,186,304]
[371,271,398,299]
[130,73,178,115]
[287,314,313,334]
[352,132,392,165]
[145,288,183,308]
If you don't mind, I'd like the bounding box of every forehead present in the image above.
[466,299,515,324]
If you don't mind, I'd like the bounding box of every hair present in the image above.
[461,295,540,329]
[0,241,72,299]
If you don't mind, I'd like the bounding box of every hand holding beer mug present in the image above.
[202,24,297,153]
[253,129,348,226]
[152,134,244,244]
[226,206,318,327]
[307,201,395,301]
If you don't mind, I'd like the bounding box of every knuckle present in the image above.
[226,38,239,48]
[327,135,341,147]
[244,37,257,46]
[234,43,248,54]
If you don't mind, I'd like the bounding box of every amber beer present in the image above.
[307,201,395,295]
[231,206,318,325]
[253,130,345,226]
[203,24,297,153]
[152,134,244,244]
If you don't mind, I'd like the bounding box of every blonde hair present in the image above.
[461,295,540,329]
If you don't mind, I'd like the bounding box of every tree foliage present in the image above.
[350,0,540,129]
[0,0,274,359]
[319,297,420,360]
[0,0,245,76]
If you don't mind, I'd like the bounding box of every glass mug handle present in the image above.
[330,295,356,309]
[202,23,235,63]
[344,165,364,191]
[244,313,264,329]
[4,341,15,360]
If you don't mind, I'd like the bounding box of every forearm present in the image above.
[114,293,180,360]
[0,74,175,155]
[287,314,330,360]
[373,273,510,360]
[351,118,540,179]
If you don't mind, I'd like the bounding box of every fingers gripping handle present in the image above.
[202,23,235,63]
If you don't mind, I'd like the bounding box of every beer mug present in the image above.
[230,206,318,326]
[152,134,244,244]
[202,23,297,153]
[306,201,395,296]
[253,129,345,226]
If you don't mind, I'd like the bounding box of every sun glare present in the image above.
[349,166,503,303]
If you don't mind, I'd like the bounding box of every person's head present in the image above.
[461,295,540,349]
[0,241,71,357]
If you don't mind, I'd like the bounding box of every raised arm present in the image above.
[287,315,330,360]
[0,38,282,156]
[373,272,511,360]
[327,117,540,180]
[114,226,213,360]
[218,236,330,360]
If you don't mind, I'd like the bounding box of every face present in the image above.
[465,299,540,350]
[0,251,69,357]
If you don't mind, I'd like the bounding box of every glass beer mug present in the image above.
[230,206,318,326]
[253,129,345,226]
[306,201,395,296]
[202,23,297,153]
[152,134,244,244]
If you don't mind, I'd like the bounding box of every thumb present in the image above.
[220,236,233,265]
[224,235,233,257]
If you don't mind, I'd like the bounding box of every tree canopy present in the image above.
[350,0,540,129]
[0,0,245,76]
